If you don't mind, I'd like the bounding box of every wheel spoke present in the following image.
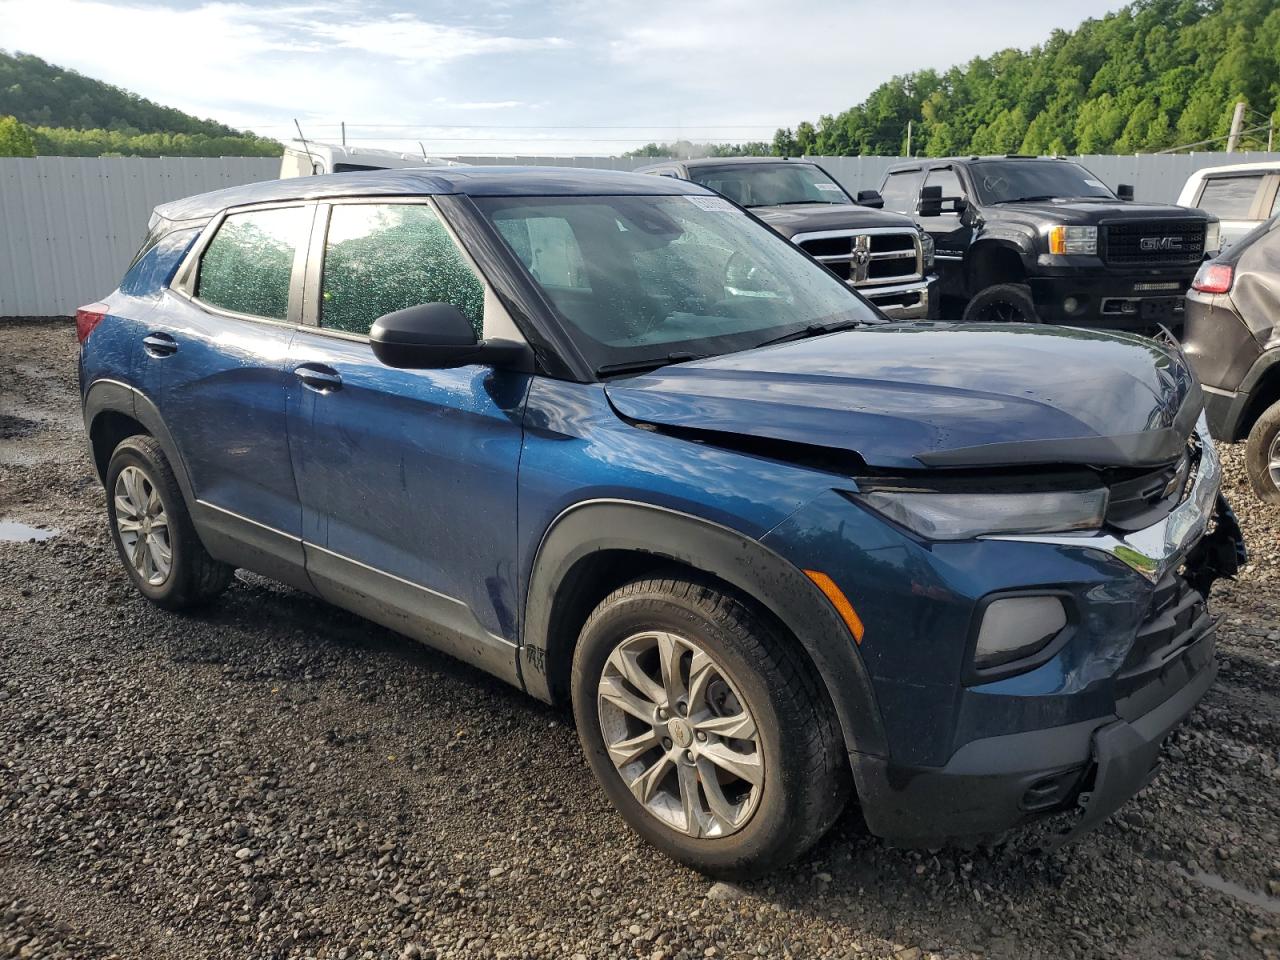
[655,632,686,707]
[148,534,172,576]
[695,710,756,740]
[131,532,148,574]
[606,644,665,705]
[699,742,763,786]
[599,674,658,724]
[696,757,743,828]
[606,728,660,767]
[629,752,673,804]
[123,469,146,513]
[686,651,716,708]
[116,517,143,533]
[677,762,705,838]
[114,495,140,521]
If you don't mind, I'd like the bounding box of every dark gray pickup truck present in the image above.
[639,158,936,319]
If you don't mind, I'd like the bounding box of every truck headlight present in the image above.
[854,488,1109,541]
[1204,220,1220,255]
[1048,225,1098,255]
[918,229,935,270]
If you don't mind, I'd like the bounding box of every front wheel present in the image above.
[962,282,1040,324]
[1245,400,1280,504]
[571,576,849,879]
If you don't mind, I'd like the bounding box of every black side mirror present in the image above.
[369,303,526,370]
[918,185,943,217]
[1117,183,1135,201]
[856,189,884,209]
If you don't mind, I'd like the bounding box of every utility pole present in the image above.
[341,121,346,146]
[905,120,913,157]
[1226,101,1246,153]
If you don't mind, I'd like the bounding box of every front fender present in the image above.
[521,498,888,760]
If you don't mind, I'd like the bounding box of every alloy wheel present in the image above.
[596,630,764,838]
[976,299,1031,323]
[114,465,172,586]
[1270,432,1280,491]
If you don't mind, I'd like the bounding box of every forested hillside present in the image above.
[630,0,1280,159]
[0,51,280,157]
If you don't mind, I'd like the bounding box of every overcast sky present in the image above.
[1,0,1127,154]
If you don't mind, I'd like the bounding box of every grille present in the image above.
[1103,445,1197,533]
[1103,220,1205,266]
[1115,571,1213,718]
[795,230,921,287]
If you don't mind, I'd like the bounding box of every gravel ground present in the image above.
[1,317,1279,960]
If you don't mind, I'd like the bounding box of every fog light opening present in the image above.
[973,595,1068,672]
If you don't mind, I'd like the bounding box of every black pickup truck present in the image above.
[639,157,936,319]
[878,156,1219,332]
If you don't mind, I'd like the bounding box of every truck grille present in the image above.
[1103,220,1205,266]
[794,229,922,287]
[1103,444,1197,533]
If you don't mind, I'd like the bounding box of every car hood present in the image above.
[751,204,917,237]
[604,324,1201,471]
[994,199,1211,225]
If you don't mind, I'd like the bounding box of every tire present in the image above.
[962,282,1040,324]
[1244,400,1280,504]
[571,575,849,879]
[105,435,233,610]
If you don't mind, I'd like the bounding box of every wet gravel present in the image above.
[1,318,1278,960]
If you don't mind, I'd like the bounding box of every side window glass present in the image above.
[320,203,485,337]
[880,171,923,214]
[924,167,964,199]
[1197,176,1264,220]
[197,207,309,320]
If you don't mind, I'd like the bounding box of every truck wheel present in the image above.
[962,283,1040,324]
[571,575,849,879]
[105,435,234,610]
[1245,401,1280,504]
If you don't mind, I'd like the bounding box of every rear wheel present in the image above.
[1245,400,1280,504]
[571,575,849,878]
[962,282,1039,324]
[105,435,233,609]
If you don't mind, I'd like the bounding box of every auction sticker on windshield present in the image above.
[685,195,737,212]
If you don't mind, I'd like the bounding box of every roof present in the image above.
[154,165,714,222]
[883,155,1082,173]
[636,157,821,172]
[1184,160,1280,179]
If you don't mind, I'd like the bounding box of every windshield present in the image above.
[474,193,877,375]
[970,160,1116,204]
[684,163,851,208]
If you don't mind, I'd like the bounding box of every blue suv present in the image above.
[78,168,1244,877]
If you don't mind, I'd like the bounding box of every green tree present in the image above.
[0,114,36,156]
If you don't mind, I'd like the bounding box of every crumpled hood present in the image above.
[751,204,917,237]
[605,324,1201,471]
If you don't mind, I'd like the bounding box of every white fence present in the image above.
[4,151,1280,316]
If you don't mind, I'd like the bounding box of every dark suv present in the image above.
[880,156,1218,331]
[1184,214,1280,502]
[640,157,936,319]
[79,167,1241,877]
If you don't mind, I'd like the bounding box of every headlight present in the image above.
[1047,225,1098,255]
[1204,220,1221,254]
[918,230,935,270]
[854,488,1109,541]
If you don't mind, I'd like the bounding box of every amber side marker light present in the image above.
[803,570,865,644]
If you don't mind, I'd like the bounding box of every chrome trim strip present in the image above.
[857,278,931,297]
[987,419,1221,582]
[196,499,303,543]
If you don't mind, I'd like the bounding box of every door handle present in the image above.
[294,363,343,393]
[142,332,178,357]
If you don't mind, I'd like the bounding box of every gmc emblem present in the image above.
[1139,236,1184,252]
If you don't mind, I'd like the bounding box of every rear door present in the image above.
[147,202,313,589]
[285,197,530,680]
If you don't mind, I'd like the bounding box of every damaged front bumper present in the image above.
[851,427,1246,847]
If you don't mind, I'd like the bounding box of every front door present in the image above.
[917,166,974,302]
[285,199,529,681]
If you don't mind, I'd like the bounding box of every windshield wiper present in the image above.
[595,352,705,378]
[753,318,865,349]
[766,200,846,206]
